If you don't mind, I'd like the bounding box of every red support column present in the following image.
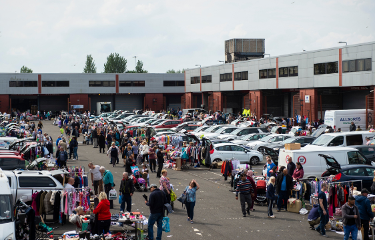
[200,69,202,92]
[185,93,193,109]
[70,94,89,110]
[38,74,41,94]
[0,95,10,113]
[212,92,222,112]
[249,91,263,119]
[232,64,234,90]
[299,89,318,122]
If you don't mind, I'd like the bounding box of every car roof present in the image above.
[214,143,240,147]
[341,165,375,170]
[321,131,374,136]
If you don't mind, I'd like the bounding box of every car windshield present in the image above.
[259,135,274,142]
[312,135,333,146]
[223,128,236,133]
[240,134,254,140]
[281,138,297,144]
[230,128,242,135]
[192,126,208,133]
[0,195,12,222]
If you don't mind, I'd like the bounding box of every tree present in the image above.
[103,53,127,73]
[135,60,148,73]
[20,66,33,73]
[83,54,97,73]
[166,69,176,73]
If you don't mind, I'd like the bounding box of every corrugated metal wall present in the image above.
[115,95,143,111]
[39,95,68,112]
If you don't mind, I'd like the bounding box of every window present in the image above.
[279,67,288,77]
[19,176,57,187]
[346,135,363,146]
[259,70,267,79]
[314,62,338,75]
[289,66,298,76]
[365,168,375,176]
[220,73,232,82]
[190,77,199,84]
[163,81,184,87]
[314,63,326,75]
[216,145,231,151]
[89,81,115,87]
[119,81,145,87]
[345,168,367,176]
[347,151,367,164]
[241,71,248,80]
[233,71,248,81]
[9,81,37,87]
[202,75,212,83]
[327,62,338,74]
[267,68,276,78]
[343,58,372,73]
[231,145,245,152]
[328,136,344,146]
[42,81,69,87]
[360,147,375,155]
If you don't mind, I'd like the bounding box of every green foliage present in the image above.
[103,53,127,73]
[166,69,185,73]
[135,60,148,73]
[20,66,33,73]
[83,54,97,73]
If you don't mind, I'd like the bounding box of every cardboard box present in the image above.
[285,143,301,150]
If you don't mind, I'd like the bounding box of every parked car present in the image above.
[348,145,375,162]
[0,154,25,170]
[231,133,271,146]
[178,124,200,133]
[4,169,67,203]
[268,136,316,151]
[321,154,375,190]
[190,125,211,135]
[246,134,292,150]
[203,126,239,139]
[171,121,201,132]
[307,131,375,148]
[154,120,183,129]
[210,143,263,165]
[217,127,268,140]
[210,139,231,145]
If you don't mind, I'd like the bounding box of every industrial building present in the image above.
[0,73,184,114]
[183,40,375,123]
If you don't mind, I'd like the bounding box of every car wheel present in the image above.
[213,158,222,162]
[250,156,259,166]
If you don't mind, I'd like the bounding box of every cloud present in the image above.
[0,0,374,73]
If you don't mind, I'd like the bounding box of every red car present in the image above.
[125,126,139,136]
[154,120,183,129]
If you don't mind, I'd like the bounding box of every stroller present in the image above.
[131,167,147,192]
[254,177,267,206]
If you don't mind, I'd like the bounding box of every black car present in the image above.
[268,136,316,151]
[321,154,374,190]
[348,145,375,162]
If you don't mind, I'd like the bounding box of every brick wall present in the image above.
[249,91,263,118]
[299,89,318,122]
[70,94,89,111]
[212,92,222,112]
[144,93,163,112]
[184,93,192,109]
[0,95,10,113]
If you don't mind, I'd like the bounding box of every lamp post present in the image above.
[338,41,347,46]
[195,64,201,68]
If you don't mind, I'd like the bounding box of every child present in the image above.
[142,164,150,187]
[85,133,90,145]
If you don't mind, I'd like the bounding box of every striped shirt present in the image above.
[236,179,254,197]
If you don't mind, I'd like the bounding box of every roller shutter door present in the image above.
[90,95,114,112]
[342,90,367,109]
[115,95,143,111]
[39,96,68,112]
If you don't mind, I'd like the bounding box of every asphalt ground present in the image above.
[41,121,345,240]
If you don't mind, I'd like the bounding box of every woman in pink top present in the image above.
[292,162,304,180]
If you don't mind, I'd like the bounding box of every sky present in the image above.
[0,0,374,73]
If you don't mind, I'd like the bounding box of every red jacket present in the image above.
[93,199,111,220]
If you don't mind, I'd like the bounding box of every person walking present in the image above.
[56,146,68,168]
[156,146,166,178]
[286,157,295,177]
[276,168,293,212]
[99,132,106,154]
[145,184,166,240]
[100,166,114,209]
[235,173,254,217]
[350,122,356,131]
[342,196,361,240]
[149,146,157,173]
[93,192,111,235]
[71,136,78,160]
[315,182,329,237]
[265,157,276,179]
[92,128,98,148]
[141,141,149,163]
[159,169,172,204]
[119,172,134,212]
[185,179,200,223]
[107,142,120,166]
[355,188,374,240]
[88,162,103,195]
[266,176,277,218]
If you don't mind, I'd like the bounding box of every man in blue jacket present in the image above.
[355,188,374,240]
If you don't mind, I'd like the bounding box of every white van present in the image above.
[0,137,18,150]
[278,146,372,178]
[324,109,372,132]
[0,169,15,240]
[307,131,375,148]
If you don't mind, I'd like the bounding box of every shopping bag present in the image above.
[131,166,139,175]
[118,194,123,204]
[164,203,173,213]
[162,216,170,232]
[109,189,117,200]
[170,190,177,202]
